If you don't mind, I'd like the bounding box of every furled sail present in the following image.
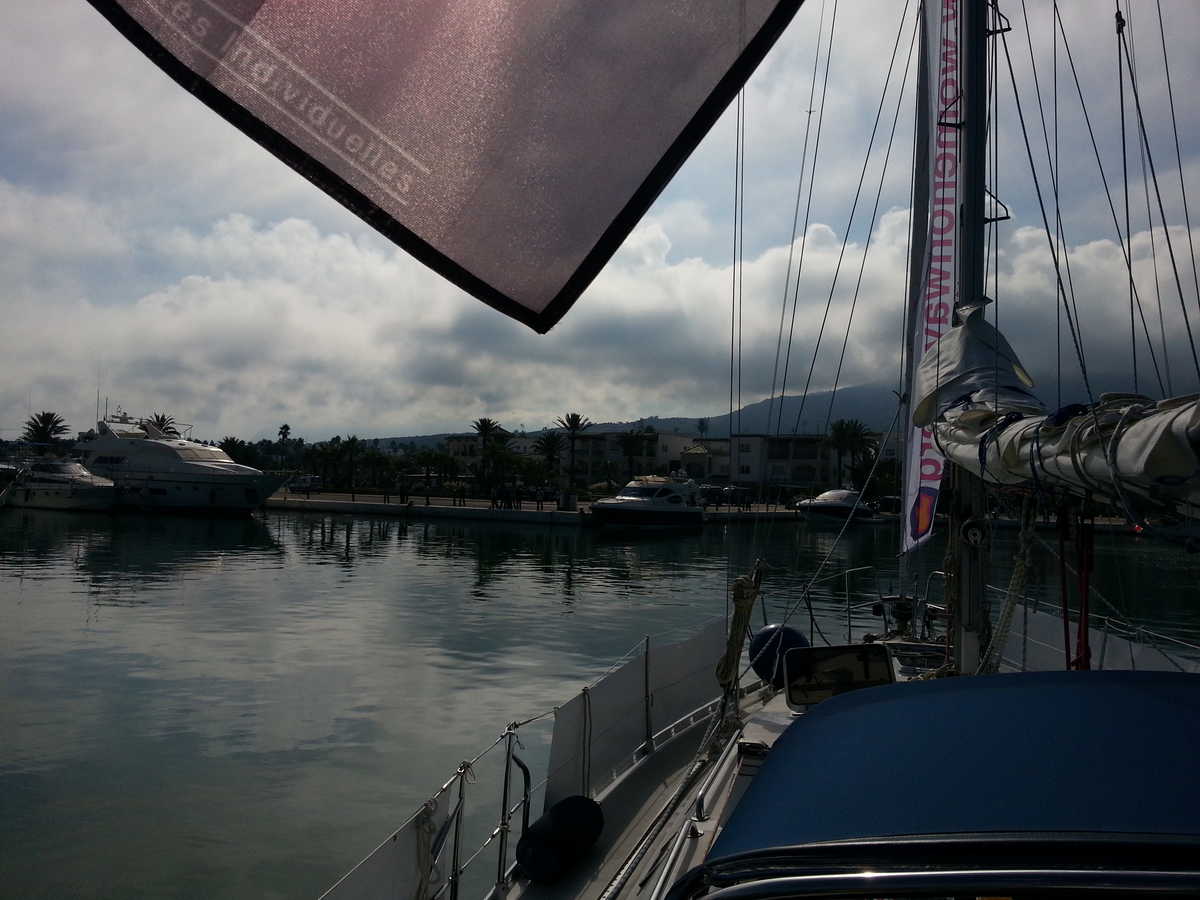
[914,308,1200,519]
[88,0,803,332]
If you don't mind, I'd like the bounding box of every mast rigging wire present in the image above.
[1125,1,1172,396]
[765,0,827,439]
[728,90,743,451]
[999,17,1142,527]
[1117,23,1200,387]
[823,10,919,435]
[1117,4,1136,393]
[789,0,913,437]
[775,0,840,436]
[1016,1,1100,397]
[1155,0,1200,379]
[1053,1,1061,408]
[1051,6,1168,394]
[745,401,903,667]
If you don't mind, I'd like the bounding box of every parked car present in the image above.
[290,474,322,491]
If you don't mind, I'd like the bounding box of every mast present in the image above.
[950,0,990,674]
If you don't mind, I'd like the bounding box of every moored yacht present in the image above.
[588,475,705,531]
[792,488,877,522]
[75,413,284,513]
[0,460,116,511]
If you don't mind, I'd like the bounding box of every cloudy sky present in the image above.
[2,0,1198,443]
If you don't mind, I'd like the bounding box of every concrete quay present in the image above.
[265,490,804,527]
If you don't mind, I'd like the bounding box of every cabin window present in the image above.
[618,486,655,498]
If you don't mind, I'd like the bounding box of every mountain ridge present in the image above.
[374,384,899,446]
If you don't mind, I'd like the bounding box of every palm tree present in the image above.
[327,435,344,488]
[21,411,69,451]
[617,428,647,481]
[345,435,361,489]
[533,431,564,484]
[472,417,500,445]
[554,412,593,488]
[219,435,258,466]
[484,436,516,488]
[148,412,179,436]
[828,419,871,488]
[278,423,291,445]
[473,417,502,484]
[413,449,440,488]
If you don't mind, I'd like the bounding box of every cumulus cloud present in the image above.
[1,1,1198,444]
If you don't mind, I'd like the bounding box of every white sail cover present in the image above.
[901,0,961,552]
[916,310,1200,517]
[88,0,803,332]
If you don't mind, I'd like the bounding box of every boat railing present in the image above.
[902,573,1200,674]
[982,584,1200,674]
[794,565,880,643]
[322,618,733,900]
[693,722,745,823]
[840,566,874,642]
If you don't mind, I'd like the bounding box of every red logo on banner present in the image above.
[909,486,939,541]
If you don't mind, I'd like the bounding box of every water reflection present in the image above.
[1,509,284,608]
[1,508,1197,899]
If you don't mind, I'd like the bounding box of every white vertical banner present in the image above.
[902,0,960,553]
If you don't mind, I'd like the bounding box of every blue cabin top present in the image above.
[708,670,1200,862]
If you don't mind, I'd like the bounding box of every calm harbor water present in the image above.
[2,507,1198,898]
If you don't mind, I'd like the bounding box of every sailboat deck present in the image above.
[508,692,793,900]
[508,720,709,900]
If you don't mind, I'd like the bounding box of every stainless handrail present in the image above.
[648,817,698,900]
[694,728,743,822]
[842,566,874,641]
[493,728,516,895]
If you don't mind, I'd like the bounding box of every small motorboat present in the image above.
[588,476,705,531]
[1,460,116,511]
[793,489,877,522]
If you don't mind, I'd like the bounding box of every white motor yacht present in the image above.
[793,489,877,522]
[75,413,284,513]
[588,476,705,531]
[0,460,116,511]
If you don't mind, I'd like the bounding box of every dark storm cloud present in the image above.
[1,1,1197,442]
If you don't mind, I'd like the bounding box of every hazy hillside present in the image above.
[376,384,899,445]
[372,369,1111,445]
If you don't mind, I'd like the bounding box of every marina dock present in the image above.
[266,490,804,526]
[264,491,1139,534]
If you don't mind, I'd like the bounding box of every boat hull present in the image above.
[588,505,704,531]
[107,472,285,513]
[6,484,116,511]
[796,504,878,523]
